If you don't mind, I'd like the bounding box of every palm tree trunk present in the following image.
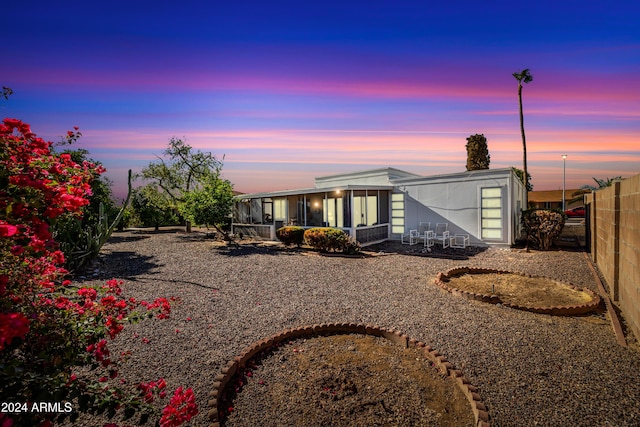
[518,83,528,208]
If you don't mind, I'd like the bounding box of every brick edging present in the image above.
[208,323,490,427]
[582,252,627,347]
[435,267,601,316]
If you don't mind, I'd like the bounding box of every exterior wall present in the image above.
[510,171,526,241]
[395,170,523,245]
[587,173,640,343]
[234,168,525,247]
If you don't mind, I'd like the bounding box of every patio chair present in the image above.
[450,234,470,249]
[418,222,431,234]
[433,223,450,248]
[401,229,421,245]
[423,229,435,248]
[418,222,434,247]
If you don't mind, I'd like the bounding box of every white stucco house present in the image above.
[232,167,526,246]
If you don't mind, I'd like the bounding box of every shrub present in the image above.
[276,226,305,247]
[522,209,565,250]
[342,237,362,255]
[304,227,360,253]
[0,118,197,426]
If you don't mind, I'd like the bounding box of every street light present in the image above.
[562,154,567,212]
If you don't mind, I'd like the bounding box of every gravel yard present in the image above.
[68,230,640,426]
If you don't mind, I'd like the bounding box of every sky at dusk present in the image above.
[2,0,639,200]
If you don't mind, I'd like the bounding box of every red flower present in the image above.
[159,387,198,427]
[0,312,30,351]
[0,223,18,237]
[10,245,24,256]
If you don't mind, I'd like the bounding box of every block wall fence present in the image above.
[586,173,640,342]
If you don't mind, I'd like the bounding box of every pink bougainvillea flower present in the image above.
[0,223,18,237]
[159,387,198,427]
[0,119,186,425]
[0,312,30,351]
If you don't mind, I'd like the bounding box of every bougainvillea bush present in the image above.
[0,119,197,426]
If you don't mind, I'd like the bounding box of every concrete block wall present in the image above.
[591,183,619,298]
[588,173,640,342]
[618,175,640,342]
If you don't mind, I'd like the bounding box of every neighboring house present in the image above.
[528,189,584,210]
[233,167,526,246]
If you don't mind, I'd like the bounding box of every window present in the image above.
[481,187,503,240]
[391,192,405,234]
[274,199,287,221]
[353,191,378,227]
[323,196,344,228]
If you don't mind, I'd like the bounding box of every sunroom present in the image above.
[232,185,393,245]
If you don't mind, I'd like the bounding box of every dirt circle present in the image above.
[220,333,476,427]
[436,268,600,314]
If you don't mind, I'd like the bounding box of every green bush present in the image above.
[522,209,565,250]
[303,227,361,254]
[276,226,305,247]
[342,237,362,255]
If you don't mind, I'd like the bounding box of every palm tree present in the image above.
[582,176,622,191]
[570,176,623,203]
[513,69,533,206]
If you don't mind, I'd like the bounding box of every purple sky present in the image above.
[2,0,639,199]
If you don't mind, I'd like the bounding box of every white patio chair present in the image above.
[401,229,421,245]
[434,223,450,248]
[423,230,435,248]
[418,222,433,247]
[418,222,431,235]
[450,234,469,249]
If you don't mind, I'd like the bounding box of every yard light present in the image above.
[562,154,567,212]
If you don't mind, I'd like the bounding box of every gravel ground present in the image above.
[67,229,640,427]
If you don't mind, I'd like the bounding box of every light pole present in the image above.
[562,154,567,211]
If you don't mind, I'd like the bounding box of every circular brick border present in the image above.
[207,323,490,427]
[435,267,601,316]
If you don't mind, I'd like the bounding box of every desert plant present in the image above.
[0,119,197,426]
[179,173,234,233]
[131,183,182,230]
[140,137,226,232]
[55,170,133,271]
[304,227,360,253]
[305,227,347,252]
[342,237,362,255]
[522,209,565,250]
[276,226,305,247]
[465,133,490,171]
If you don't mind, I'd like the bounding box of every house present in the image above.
[232,167,527,246]
[528,189,584,210]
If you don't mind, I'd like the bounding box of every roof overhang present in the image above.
[235,184,395,201]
